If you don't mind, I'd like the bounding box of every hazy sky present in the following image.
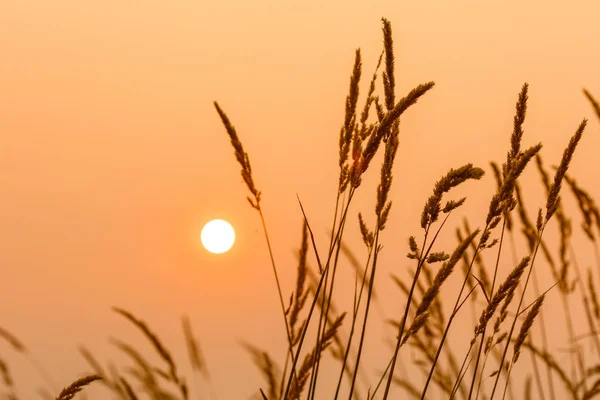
[1,1,599,398]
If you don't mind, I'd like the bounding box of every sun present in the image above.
[201,219,235,254]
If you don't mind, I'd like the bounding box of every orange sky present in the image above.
[1,1,599,398]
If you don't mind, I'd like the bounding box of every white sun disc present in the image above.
[201,219,236,254]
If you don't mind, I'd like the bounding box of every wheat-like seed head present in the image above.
[421,164,485,229]
[214,102,262,208]
[475,257,530,335]
[513,295,545,363]
[55,375,101,400]
[545,119,587,222]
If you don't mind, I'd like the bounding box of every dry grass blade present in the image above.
[260,388,269,400]
[55,375,101,400]
[583,89,600,121]
[120,377,139,400]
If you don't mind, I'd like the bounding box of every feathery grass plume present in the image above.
[384,167,483,400]
[216,101,298,390]
[485,144,542,236]
[426,252,450,263]
[589,268,600,320]
[357,81,435,181]
[358,213,374,249]
[288,351,315,400]
[108,337,161,392]
[287,313,346,400]
[375,120,398,230]
[0,327,26,353]
[112,308,176,377]
[513,295,545,363]
[475,257,530,335]
[403,230,479,343]
[515,182,557,273]
[346,37,405,392]
[482,83,538,240]
[493,284,516,336]
[338,49,362,192]
[78,346,134,397]
[242,343,280,400]
[79,346,133,398]
[55,375,101,400]
[112,308,188,399]
[484,84,540,235]
[564,174,597,240]
[536,154,573,293]
[505,83,529,173]
[289,221,309,341]
[420,286,447,335]
[402,312,431,345]
[583,89,600,121]
[421,164,485,229]
[78,347,105,379]
[182,316,209,378]
[213,102,261,208]
[374,96,385,122]
[545,119,587,222]
[358,51,383,138]
[0,357,17,400]
[349,52,383,193]
[381,18,395,111]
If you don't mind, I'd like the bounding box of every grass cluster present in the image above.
[2,17,600,400]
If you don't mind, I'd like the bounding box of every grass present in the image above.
[2,16,600,400]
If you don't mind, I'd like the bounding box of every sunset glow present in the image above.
[2,1,600,399]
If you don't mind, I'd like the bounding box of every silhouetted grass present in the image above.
[2,17,600,400]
